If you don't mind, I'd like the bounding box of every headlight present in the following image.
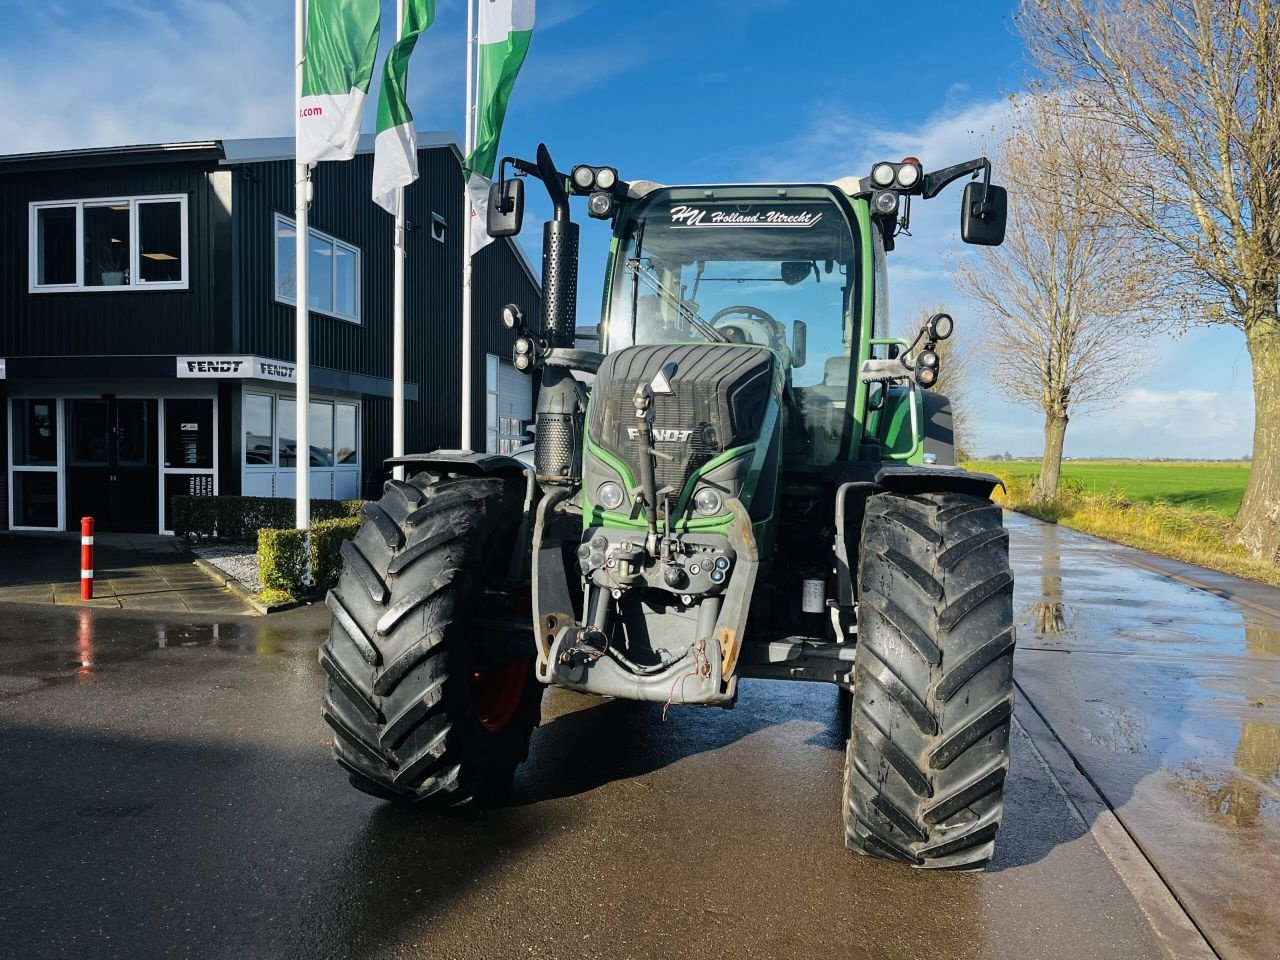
[571,165,595,190]
[594,166,618,190]
[895,163,921,189]
[597,481,625,511]
[871,162,896,187]
[918,348,939,369]
[693,488,723,516]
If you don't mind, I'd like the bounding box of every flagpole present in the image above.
[392,0,406,481]
[459,0,476,450]
[294,0,312,539]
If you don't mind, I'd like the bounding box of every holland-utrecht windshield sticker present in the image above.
[668,205,824,228]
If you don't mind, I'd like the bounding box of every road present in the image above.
[1,515,1275,959]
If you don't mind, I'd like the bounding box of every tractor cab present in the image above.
[602,185,861,469]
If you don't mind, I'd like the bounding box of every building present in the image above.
[0,136,541,534]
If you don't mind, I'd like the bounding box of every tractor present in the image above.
[320,144,1015,869]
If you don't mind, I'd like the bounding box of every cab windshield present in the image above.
[604,187,858,392]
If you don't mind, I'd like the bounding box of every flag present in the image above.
[372,0,437,214]
[466,0,536,254]
[298,0,382,164]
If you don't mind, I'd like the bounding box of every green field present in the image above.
[964,460,1251,517]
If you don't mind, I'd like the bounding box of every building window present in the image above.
[485,354,532,456]
[29,195,188,291]
[273,213,361,323]
[10,399,62,529]
[242,392,360,499]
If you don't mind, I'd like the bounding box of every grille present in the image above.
[588,344,774,495]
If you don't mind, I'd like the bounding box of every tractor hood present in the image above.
[585,343,780,525]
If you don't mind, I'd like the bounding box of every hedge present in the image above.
[257,528,307,594]
[172,495,363,543]
[308,516,362,589]
[257,515,363,597]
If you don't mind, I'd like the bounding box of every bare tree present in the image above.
[1020,0,1280,558]
[955,93,1167,501]
[898,303,975,461]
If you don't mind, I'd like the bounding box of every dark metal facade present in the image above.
[0,139,542,528]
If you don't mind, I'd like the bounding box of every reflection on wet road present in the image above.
[1008,512,1280,960]
[0,602,1166,959]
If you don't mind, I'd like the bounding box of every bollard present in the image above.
[80,516,95,600]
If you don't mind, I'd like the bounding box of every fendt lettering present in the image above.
[322,144,1015,871]
[186,359,243,374]
[626,427,691,442]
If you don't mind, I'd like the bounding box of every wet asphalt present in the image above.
[0,516,1275,959]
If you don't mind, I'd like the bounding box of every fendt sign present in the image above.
[176,355,296,383]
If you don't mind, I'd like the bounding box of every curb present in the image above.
[188,556,300,615]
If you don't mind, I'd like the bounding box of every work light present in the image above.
[872,190,899,217]
[571,165,596,190]
[895,160,922,189]
[594,166,618,190]
[927,312,954,340]
[871,162,896,187]
[588,191,616,220]
[501,304,523,329]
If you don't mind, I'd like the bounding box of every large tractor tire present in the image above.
[845,490,1015,869]
[320,471,542,806]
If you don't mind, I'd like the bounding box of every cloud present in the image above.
[0,2,298,151]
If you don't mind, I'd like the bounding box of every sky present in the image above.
[0,0,1257,459]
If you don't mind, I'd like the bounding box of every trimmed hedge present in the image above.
[309,516,362,589]
[257,514,363,597]
[258,528,307,594]
[172,495,363,543]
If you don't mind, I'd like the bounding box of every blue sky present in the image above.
[0,0,1256,458]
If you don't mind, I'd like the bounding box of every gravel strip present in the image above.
[191,544,261,593]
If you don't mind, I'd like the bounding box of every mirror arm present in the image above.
[920,157,991,201]
[498,148,573,221]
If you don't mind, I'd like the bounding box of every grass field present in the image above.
[963,459,1280,586]
[965,460,1250,517]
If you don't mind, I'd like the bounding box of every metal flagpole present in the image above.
[459,0,476,450]
[294,0,312,536]
[392,0,406,481]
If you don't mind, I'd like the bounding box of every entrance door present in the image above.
[66,398,159,533]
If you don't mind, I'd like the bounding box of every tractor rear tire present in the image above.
[845,490,1015,869]
[320,471,542,806]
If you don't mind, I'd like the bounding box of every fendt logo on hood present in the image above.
[628,427,692,442]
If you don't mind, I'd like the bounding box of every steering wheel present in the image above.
[709,305,782,347]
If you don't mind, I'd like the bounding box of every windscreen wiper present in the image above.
[625,259,729,344]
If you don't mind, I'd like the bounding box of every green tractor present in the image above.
[320,144,1015,869]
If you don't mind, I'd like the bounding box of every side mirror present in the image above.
[961,181,1007,246]
[791,320,807,368]
[487,178,525,238]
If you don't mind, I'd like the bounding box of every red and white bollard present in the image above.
[80,516,95,600]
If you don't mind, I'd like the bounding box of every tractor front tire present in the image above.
[845,490,1015,869]
[320,471,542,806]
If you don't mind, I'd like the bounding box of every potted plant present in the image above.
[96,243,127,285]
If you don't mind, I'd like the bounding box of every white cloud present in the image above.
[0,2,294,152]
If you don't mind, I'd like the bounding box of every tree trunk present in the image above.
[1231,305,1280,564]
[1034,412,1069,503]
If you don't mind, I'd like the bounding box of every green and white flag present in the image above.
[298,0,381,164]
[372,0,436,215]
[466,0,536,254]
